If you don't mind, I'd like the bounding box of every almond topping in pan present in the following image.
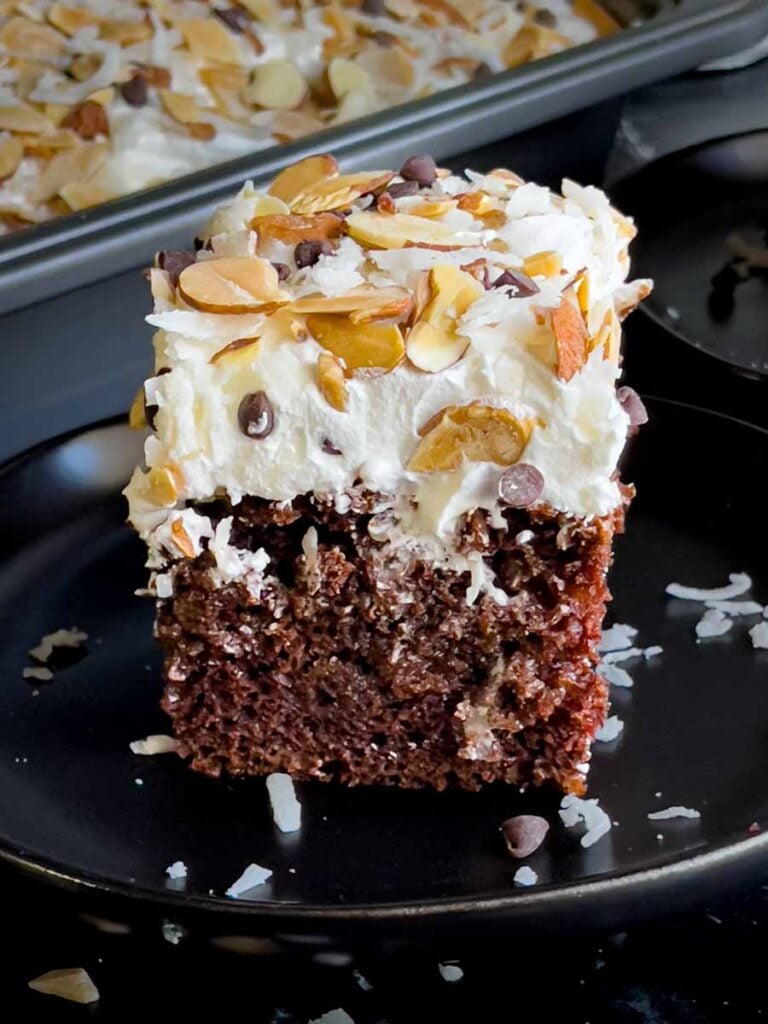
[170,518,196,559]
[406,264,483,372]
[522,250,563,278]
[159,90,215,131]
[243,61,307,110]
[268,154,339,203]
[0,17,66,61]
[327,57,372,100]
[409,404,532,472]
[290,171,394,215]
[0,103,52,135]
[316,351,349,411]
[47,4,97,36]
[178,257,287,314]
[252,212,344,245]
[552,296,589,381]
[290,286,412,323]
[180,18,246,66]
[306,315,405,372]
[0,136,23,180]
[572,0,621,37]
[345,211,460,249]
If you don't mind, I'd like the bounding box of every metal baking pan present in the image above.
[1,0,767,316]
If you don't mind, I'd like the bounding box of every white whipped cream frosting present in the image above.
[126,164,649,599]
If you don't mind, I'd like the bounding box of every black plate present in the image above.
[612,130,768,380]
[1,400,767,940]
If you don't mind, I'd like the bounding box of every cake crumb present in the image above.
[438,962,464,982]
[225,862,273,898]
[28,968,99,1005]
[513,865,538,886]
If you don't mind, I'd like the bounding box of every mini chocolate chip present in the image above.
[238,391,274,439]
[193,236,213,252]
[157,250,196,286]
[492,269,540,297]
[362,0,386,13]
[371,29,398,46]
[214,6,251,32]
[501,815,549,859]
[472,61,493,79]
[272,261,291,281]
[533,8,557,27]
[321,438,342,455]
[498,464,544,508]
[387,180,420,199]
[617,386,648,427]
[399,154,437,188]
[120,74,147,107]
[295,240,334,268]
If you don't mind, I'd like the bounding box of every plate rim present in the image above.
[2,398,768,927]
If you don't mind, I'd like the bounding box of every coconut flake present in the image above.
[598,623,638,653]
[594,715,624,742]
[162,920,185,945]
[559,794,612,848]
[30,41,121,105]
[165,860,187,880]
[648,806,701,821]
[309,1011,355,1024]
[130,734,179,756]
[29,628,88,663]
[28,968,99,1005]
[705,600,763,616]
[695,609,733,639]
[225,862,272,898]
[666,573,752,602]
[23,666,53,682]
[749,622,768,650]
[513,865,538,886]
[600,662,633,689]
[438,962,464,982]
[266,773,302,833]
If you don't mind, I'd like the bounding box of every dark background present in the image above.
[2,54,768,1021]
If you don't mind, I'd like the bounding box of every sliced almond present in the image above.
[317,351,348,411]
[322,4,357,57]
[268,154,339,204]
[611,207,637,240]
[69,53,101,82]
[187,122,216,141]
[86,86,115,108]
[0,136,23,180]
[178,257,286,314]
[0,16,66,61]
[159,90,213,126]
[523,250,563,278]
[456,192,501,218]
[406,264,483,372]
[409,404,532,472]
[575,270,590,316]
[346,210,460,250]
[291,286,411,323]
[306,315,405,372]
[170,518,196,559]
[199,65,249,93]
[328,57,371,100]
[28,141,108,202]
[100,16,153,45]
[59,179,113,210]
[133,64,172,88]
[270,108,326,143]
[237,0,281,21]
[358,46,415,88]
[209,336,261,366]
[0,102,51,134]
[615,279,652,320]
[502,24,538,68]
[147,466,179,507]
[128,388,147,430]
[251,212,344,245]
[406,199,455,219]
[179,18,245,66]
[48,3,97,35]
[572,0,621,37]
[243,60,307,110]
[290,171,394,215]
[552,297,588,382]
[422,0,471,28]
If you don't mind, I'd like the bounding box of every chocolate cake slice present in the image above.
[125,152,650,793]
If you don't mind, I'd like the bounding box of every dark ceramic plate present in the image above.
[611,130,768,380]
[1,399,767,941]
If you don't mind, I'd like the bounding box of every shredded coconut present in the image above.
[130,734,179,756]
[438,962,464,982]
[695,609,733,639]
[165,861,187,880]
[598,623,638,653]
[666,573,752,602]
[309,1011,355,1024]
[648,806,701,821]
[29,627,88,663]
[749,622,768,650]
[225,862,273,898]
[162,920,185,945]
[594,715,624,742]
[23,666,53,682]
[513,865,539,886]
[559,794,612,848]
[705,600,763,616]
[266,773,302,833]
[600,662,633,689]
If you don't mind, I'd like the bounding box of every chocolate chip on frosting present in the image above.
[295,240,334,269]
[387,180,420,199]
[238,392,274,439]
[498,464,544,508]
[321,438,342,455]
[501,815,549,858]
[617,386,648,427]
[214,6,251,32]
[399,154,437,188]
[272,261,291,281]
[120,74,148,107]
[158,250,196,286]
[492,270,540,297]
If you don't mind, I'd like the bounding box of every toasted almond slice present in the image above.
[252,212,344,245]
[457,192,500,217]
[270,108,326,143]
[169,518,196,558]
[317,351,348,411]
[29,141,108,202]
[199,66,250,93]
[178,257,286,314]
[409,270,432,325]
[86,86,115,108]
[159,90,212,125]
[572,0,621,37]
[209,336,261,366]
[406,264,483,372]
[422,0,471,28]
[407,322,469,374]
[59,179,113,210]
[0,102,51,134]
[0,16,66,60]
[615,279,652,320]
[406,199,456,219]
[243,60,307,110]
[358,46,415,88]
[575,271,590,316]
[552,297,588,381]
[328,57,371,100]
[290,286,411,322]
[290,171,394,215]
[306,315,405,372]
[268,154,339,203]
[48,3,97,35]
[346,210,460,249]
[187,122,216,141]
[68,53,101,81]
[409,404,531,472]
[502,24,538,67]
[147,466,179,506]
[523,250,563,278]
[322,4,357,54]
[238,0,281,22]
[0,136,23,180]
[100,17,153,45]
[179,18,245,66]
[610,207,637,240]
[129,387,147,430]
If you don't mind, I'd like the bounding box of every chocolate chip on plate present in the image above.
[498,464,544,508]
[157,250,196,286]
[321,438,342,455]
[214,6,251,32]
[617,386,648,427]
[501,815,549,859]
[399,154,437,188]
[238,392,274,439]
[492,269,540,297]
[295,240,334,268]
[387,180,420,199]
[120,74,148,107]
[271,261,291,281]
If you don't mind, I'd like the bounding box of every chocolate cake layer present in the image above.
[158,496,622,793]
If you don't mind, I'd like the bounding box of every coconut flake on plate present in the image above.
[648,806,701,821]
[749,622,768,650]
[600,662,633,689]
[165,860,188,880]
[438,962,464,982]
[594,715,624,743]
[130,734,179,756]
[309,1010,355,1024]
[23,666,53,682]
[705,600,763,616]
[666,573,752,602]
[513,865,538,887]
[559,794,612,848]
[162,920,185,945]
[225,862,273,898]
[266,773,302,833]
[695,609,733,639]
[29,628,88,663]
[598,623,638,653]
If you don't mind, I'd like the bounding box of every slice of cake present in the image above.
[125,152,650,794]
